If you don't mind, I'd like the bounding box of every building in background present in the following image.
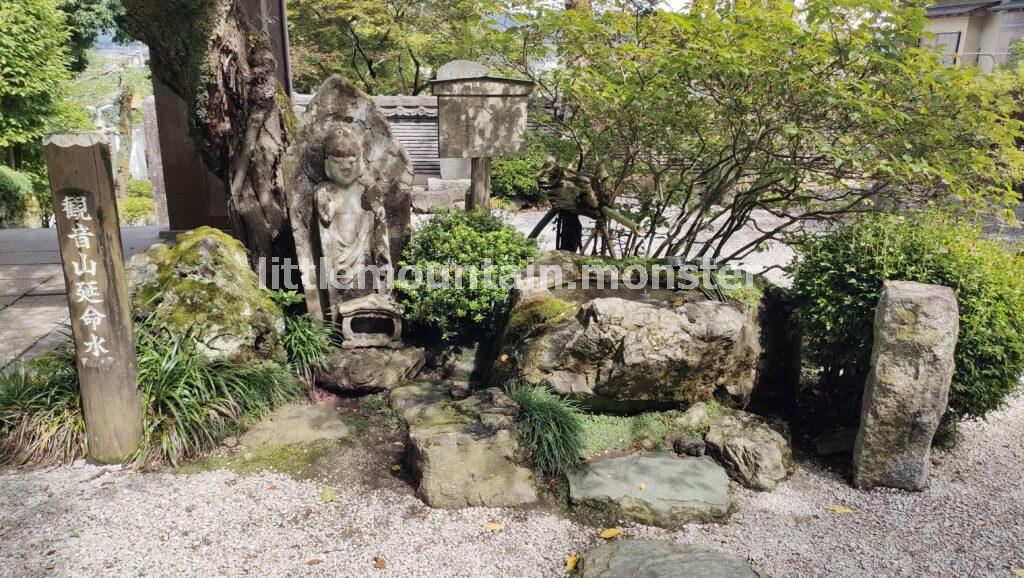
[924,0,1024,71]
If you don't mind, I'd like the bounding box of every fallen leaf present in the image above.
[392,441,404,447]
[391,464,402,472]
[307,559,321,566]
[824,505,854,515]
[637,482,646,490]
[269,484,277,491]
[321,486,336,503]
[598,528,622,539]
[499,354,509,362]
[566,554,580,572]
[1012,569,1024,578]
[483,522,504,531]
[373,556,387,569]
[69,531,81,538]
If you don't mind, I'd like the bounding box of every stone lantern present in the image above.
[432,76,535,211]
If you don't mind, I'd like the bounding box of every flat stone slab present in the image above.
[568,453,733,527]
[239,403,349,446]
[580,539,766,578]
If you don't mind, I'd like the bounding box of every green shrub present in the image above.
[491,133,577,203]
[118,196,156,225]
[127,179,154,199]
[506,382,583,475]
[791,213,1024,421]
[0,321,302,467]
[396,209,539,341]
[0,166,33,227]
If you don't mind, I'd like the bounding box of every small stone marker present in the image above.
[853,280,959,490]
[44,132,143,464]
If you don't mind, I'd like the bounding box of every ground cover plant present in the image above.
[791,213,1024,422]
[0,319,302,467]
[396,209,538,341]
[506,381,584,475]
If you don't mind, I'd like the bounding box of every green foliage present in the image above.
[492,133,578,203]
[579,412,675,458]
[67,52,152,112]
[0,350,86,465]
[281,314,336,379]
[791,213,1024,421]
[0,166,34,227]
[0,321,302,467]
[1003,39,1024,72]
[287,0,493,95]
[487,0,1024,260]
[0,0,77,150]
[505,382,583,475]
[266,289,306,310]
[127,179,153,198]
[396,209,539,341]
[117,196,155,225]
[56,0,119,72]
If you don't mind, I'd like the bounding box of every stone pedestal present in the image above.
[853,281,959,491]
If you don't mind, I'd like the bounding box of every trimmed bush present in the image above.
[118,196,156,225]
[0,166,33,227]
[396,209,538,341]
[791,213,1024,421]
[491,134,578,203]
[0,320,302,467]
[127,179,154,199]
[506,382,583,475]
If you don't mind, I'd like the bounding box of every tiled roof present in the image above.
[925,1,999,17]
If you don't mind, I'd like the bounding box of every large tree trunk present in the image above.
[121,0,295,262]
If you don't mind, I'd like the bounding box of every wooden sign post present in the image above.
[44,132,143,464]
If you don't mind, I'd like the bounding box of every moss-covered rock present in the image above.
[128,227,286,362]
[503,296,573,343]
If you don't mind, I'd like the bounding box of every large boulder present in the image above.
[705,411,795,491]
[567,453,734,527]
[495,255,762,408]
[853,281,959,491]
[579,540,767,578]
[128,227,285,362]
[389,381,538,508]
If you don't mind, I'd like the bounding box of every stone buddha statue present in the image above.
[315,126,392,307]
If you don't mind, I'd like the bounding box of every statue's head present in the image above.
[324,126,363,186]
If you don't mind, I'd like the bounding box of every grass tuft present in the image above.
[506,381,584,476]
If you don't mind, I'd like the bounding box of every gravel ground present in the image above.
[2,389,1022,577]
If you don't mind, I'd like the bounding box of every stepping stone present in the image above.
[580,539,767,578]
[239,403,349,446]
[568,453,733,528]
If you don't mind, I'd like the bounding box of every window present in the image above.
[922,31,962,65]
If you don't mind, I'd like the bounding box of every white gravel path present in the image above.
[2,390,1022,577]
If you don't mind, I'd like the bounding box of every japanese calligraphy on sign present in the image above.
[44,132,142,463]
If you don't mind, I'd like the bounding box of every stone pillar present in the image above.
[853,280,959,491]
[141,95,169,226]
[44,132,144,464]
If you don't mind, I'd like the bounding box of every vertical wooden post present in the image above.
[469,157,492,212]
[44,132,144,464]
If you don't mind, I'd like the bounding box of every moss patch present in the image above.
[578,402,730,460]
[504,296,573,343]
[174,441,337,477]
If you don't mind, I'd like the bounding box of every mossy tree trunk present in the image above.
[122,0,295,262]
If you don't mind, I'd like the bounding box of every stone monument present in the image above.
[853,280,959,491]
[285,75,424,390]
[436,60,488,181]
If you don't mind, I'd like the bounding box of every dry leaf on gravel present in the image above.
[483,522,504,532]
[307,559,321,565]
[566,554,580,572]
[391,465,402,471]
[1011,569,1024,577]
[321,486,336,503]
[599,528,622,539]
[824,505,855,515]
[373,556,387,569]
